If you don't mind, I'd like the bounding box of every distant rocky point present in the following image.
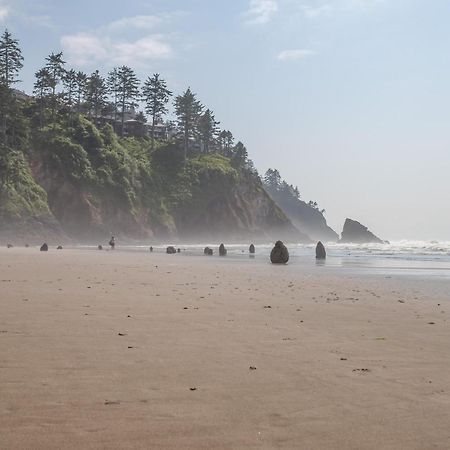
[340,218,384,244]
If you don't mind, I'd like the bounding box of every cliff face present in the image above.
[0,150,65,241]
[264,187,338,242]
[340,218,384,244]
[169,156,310,242]
[1,117,307,243]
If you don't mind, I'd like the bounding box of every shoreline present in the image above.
[1,248,450,449]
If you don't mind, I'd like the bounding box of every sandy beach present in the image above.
[1,247,450,449]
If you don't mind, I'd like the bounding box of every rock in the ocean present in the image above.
[219,244,227,256]
[316,241,326,259]
[204,247,213,256]
[249,244,255,254]
[149,246,153,252]
[57,246,63,250]
[270,241,289,264]
[7,244,13,248]
[340,218,384,244]
[177,248,181,253]
[166,246,177,254]
[40,243,48,252]
[98,245,103,250]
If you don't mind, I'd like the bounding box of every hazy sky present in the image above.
[1,0,449,240]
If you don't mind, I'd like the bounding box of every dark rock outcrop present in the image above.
[98,245,103,250]
[40,243,48,252]
[204,247,213,256]
[7,244,13,248]
[57,245,63,250]
[340,219,384,244]
[270,241,289,264]
[316,241,326,259]
[219,244,227,256]
[249,244,255,254]
[166,246,177,254]
[149,246,153,252]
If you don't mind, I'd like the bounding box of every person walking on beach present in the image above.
[109,236,116,250]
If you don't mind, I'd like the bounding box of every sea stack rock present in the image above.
[340,218,384,244]
[40,243,48,252]
[149,246,153,252]
[57,246,63,250]
[270,241,289,264]
[98,245,103,250]
[249,244,255,254]
[316,241,326,259]
[204,247,213,256]
[219,244,227,256]
[166,246,177,254]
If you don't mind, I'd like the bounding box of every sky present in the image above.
[1,0,450,241]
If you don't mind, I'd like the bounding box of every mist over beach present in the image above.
[1,0,450,449]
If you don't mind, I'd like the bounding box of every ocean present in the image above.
[91,240,450,280]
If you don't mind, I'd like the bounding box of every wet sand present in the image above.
[1,247,450,449]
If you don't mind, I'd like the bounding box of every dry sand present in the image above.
[1,247,450,449]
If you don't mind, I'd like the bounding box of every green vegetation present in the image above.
[0,28,293,239]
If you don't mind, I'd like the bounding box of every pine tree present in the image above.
[116,66,140,137]
[197,109,220,154]
[263,169,281,191]
[75,71,87,113]
[86,70,107,123]
[0,30,24,88]
[174,88,203,164]
[218,130,234,156]
[231,141,248,168]
[107,68,119,130]
[33,68,52,128]
[0,30,23,145]
[142,74,172,149]
[44,52,66,123]
[63,69,77,109]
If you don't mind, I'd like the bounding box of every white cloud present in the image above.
[302,4,333,18]
[300,0,386,18]
[0,3,10,22]
[106,15,162,32]
[243,0,278,25]
[277,49,316,61]
[61,15,173,68]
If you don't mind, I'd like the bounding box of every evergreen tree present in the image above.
[0,30,24,88]
[33,68,52,128]
[107,68,119,130]
[63,69,77,109]
[86,70,107,123]
[174,87,203,164]
[263,169,281,190]
[63,69,77,125]
[197,109,220,154]
[0,30,23,145]
[116,66,140,137]
[75,71,87,113]
[44,52,66,122]
[218,130,234,156]
[231,141,248,168]
[142,73,172,149]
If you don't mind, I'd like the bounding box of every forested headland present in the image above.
[0,29,335,243]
